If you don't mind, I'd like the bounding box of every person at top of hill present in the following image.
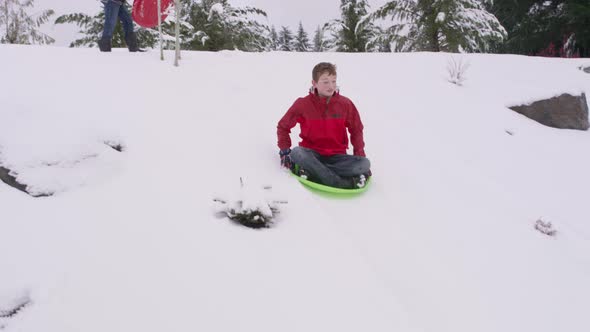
[277,62,371,189]
[98,0,141,52]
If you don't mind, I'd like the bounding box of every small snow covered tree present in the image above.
[368,0,507,52]
[293,21,310,52]
[0,0,54,44]
[328,0,375,52]
[55,5,159,49]
[278,25,294,51]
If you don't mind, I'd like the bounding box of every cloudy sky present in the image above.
[34,0,390,46]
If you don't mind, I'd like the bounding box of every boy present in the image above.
[277,62,371,189]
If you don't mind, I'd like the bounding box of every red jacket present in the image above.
[277,90,366,157]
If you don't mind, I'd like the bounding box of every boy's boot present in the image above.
[98,38,112,52]
[125,32,145,52]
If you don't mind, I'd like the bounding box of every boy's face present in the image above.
[312,72,337,98]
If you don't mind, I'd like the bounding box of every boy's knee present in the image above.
[290,147,305,163]
[359,157,371,173]
[290,147,315,164]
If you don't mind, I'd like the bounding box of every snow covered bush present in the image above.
[213,178,287,229]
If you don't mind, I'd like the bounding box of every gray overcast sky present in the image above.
[35,0,389,46]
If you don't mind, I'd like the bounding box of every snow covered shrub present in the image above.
[213,178,287,229]
[447,56,470,86]
[214,197,278,228]
[534,218,557,237]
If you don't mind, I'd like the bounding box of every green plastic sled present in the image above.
[292,173,370,196]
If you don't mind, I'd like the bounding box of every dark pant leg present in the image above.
[321,154,371,177]
[118,3,135,38]
[290,147,356,189]
[102,0,122,40]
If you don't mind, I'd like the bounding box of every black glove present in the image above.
[279,149,292,169]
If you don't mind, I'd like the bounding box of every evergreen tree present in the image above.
[55,4,159,49]
[368,0,506,52]
[178,0,270,51]
[490,0,590,57]
[313,23,337,51]
[278,25,293,51]
[293,21,310,51]
[312,25,326,51]
[0,0,54,44]
[328,0,375,52]
[565,0,590,56]
[269,25,279,50]
[366,26,392,52]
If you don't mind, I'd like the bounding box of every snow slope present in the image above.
[1,44,590,332]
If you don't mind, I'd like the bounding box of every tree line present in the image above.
[1,0,589,57]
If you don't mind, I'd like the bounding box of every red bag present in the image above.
[132,0,174,28]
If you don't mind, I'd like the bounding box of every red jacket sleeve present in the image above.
[277,99,301,150]
[346,101,366,157]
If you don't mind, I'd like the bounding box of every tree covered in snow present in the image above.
[490,0,590,57]
[365,26,392,52]
[327,0,376,52]
[367,0,507,52]
[277,26,294,51]
[55,5,159,49]
[293,22,310,52]
[312,24,332,52]
[178,0,270,51]
[0,0,54,44]
[269,25,279,50]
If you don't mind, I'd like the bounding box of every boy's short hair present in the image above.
[312,62,337,81]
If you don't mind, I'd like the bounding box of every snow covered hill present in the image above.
[1,44,590,332]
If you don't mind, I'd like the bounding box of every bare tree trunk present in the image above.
[157,0,163,60]
[174,0,180,66]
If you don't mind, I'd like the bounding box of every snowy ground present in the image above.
[1,44,590,332]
